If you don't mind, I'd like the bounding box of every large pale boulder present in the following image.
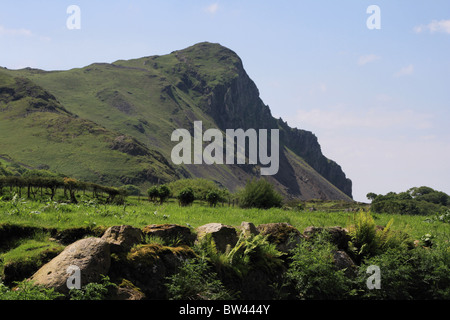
[29,237,111,295]
[101,225,143,253]
[196,223,238,252]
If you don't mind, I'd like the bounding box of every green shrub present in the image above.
[177,187,195,207]
[238,178,282,209]
[206,190,221,207]
[0,280,63,300]
[69,275,116,300]
[147,186,159,202]
[286,237,351,300]
[357,244,450,300]
[346,211,413,263]
[147,185,171,204]
[166,258,234,300]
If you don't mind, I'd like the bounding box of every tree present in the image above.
[366,192,378,201]
[147,186,159,202]
[206,190,221,207]
[177,187,195,207]
[157,185,171,204]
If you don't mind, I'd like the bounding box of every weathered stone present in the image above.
[239,221,259,237]
[29,237,111,295]
[101,225,143,253]
[111,244,195,299]
[196,223,238,252]
[142,224,195,245]
[333,250,356,277]
[256,223,303,252]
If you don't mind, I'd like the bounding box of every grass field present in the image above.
[1,195,448,243]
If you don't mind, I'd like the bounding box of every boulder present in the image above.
[101,225,143,253]
[142,224,195,245]
[256,223,303,252]
[239,221,259,237]
[29,237,111,295]
[110,244,195,299]
[333,250,356,277]
[196,223,238,252]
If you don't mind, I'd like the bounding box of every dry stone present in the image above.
[196,223,238,252]
[239,221,259,237]
[101,225,143,253]
[29,237,111,295]
[142,224,195,245]
[256,223,303,252]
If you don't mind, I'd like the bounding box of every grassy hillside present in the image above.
[0,71,179,188]
[1,42,352,200]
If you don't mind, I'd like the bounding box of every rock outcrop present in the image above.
[30,237,111,295]
[195,223,238,252]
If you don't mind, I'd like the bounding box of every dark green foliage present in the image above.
[121,184,142,196]
[238,178,283,209]
[166,258,234,300]
[369,186,450,215]
[177,187,195,207]
[147,184,171,204]
[69,276,117,300]
[356,244,450,300]
[157,185,171,204]
[0,280,64,300]
[206,190,221,207]
[286,236,352,300]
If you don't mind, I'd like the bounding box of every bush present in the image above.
[286,237,352,300]
[167,178,230,205]
[166,258,234,300]
[346,211,413,263]
[147,186,159,202]
[0,280,63,300]
[206,190,221,207]
[369,186,450,215]
[69,276,116,300]
[357,244,450,300]
[147,185,171,204]
[177,187,195,207]
[238,178,282,209]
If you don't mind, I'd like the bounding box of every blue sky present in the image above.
[1,1,449,201]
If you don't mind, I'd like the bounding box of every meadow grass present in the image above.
[0,195,448,243]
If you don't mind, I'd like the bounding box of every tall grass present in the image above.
[0,195,448,244]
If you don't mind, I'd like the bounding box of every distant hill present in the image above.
[0,42,352,200]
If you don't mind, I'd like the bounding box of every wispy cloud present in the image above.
[205,3,219,15]
[394,64,414,77]
[357,54,381,66]
[0,25,32,37]
[414,19,450,34]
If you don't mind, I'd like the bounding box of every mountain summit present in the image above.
[0,42,352,200]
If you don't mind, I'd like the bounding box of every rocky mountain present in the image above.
[0,42,352,200]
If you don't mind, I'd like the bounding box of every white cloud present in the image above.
[394,64,414,77]
[0,25,32,37]
[205,3,219,15]
[357,54,381,66]
[414,19,450,34]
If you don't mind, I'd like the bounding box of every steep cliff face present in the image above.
[174,43,352,199]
